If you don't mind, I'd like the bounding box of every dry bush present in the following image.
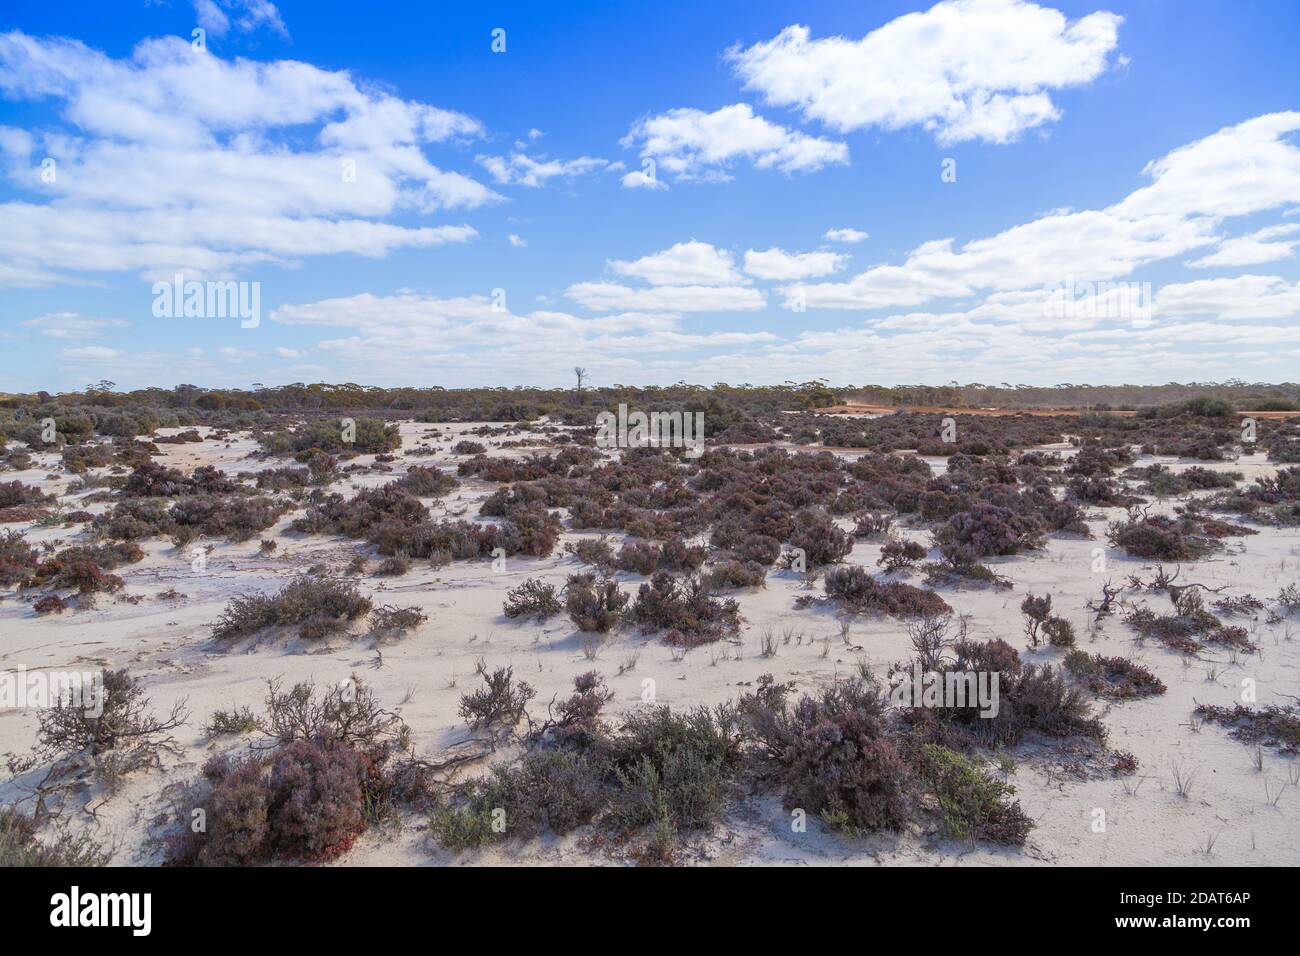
[934,503,1045,562]
[616,538,661,575]
[0,480,53,509]
[630,571,741,644]
[1192,703,1300,754]
[394,465,458,497]
[169,742,367,866]
[741,675,912,834]
[566,536,617,569]
[853,512,894,538]
[205,705,259,737]
[292,484,429,538]
[729,533,782,567]
[787,509,854,568]
[1107,514,1218,560]
[433,672,744,861]
[502,578,563,620]
[1020,593,1076,648]
[822,564,952,617]
[367,604,427,640]
[564,573,629,632]
[374,554,411,576]
[901,640,1106,748]
[457,661,536,741]
[92,497,175,541]
[0,806,111,866]
[0,529,38,585]
[35,668,189,783]
[265,740,369,858]
[1124,589,1254,654]
[211,577,372,642]
[259,675,409,753]
[701,559,767,590]
[33,594,67,614]
[259,418,400,456]
[170,674,422,866]
[1063,651,1166,699]
[658,535,708,572]
[120,461,239,497]
[20,542,142,594]
[168,494,287,541]
[878,537,926,572]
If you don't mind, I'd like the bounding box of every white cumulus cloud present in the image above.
[729,0,1123,145]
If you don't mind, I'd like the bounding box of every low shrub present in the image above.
[658,535,708,572]
[0,807,111,866]
[0,529,38,585]
[905,640,1106,748]
[259,418,400,456]
[168,494,286,541]
[367,604,427,639]
[1192,703,1300,754]
[457,660,536,741]
[1020,593,1076,648]
[730,534,782,567]
[375,555,411,576]
[205,705,259,736]
[919,744,1033,846]
[629,572,741,644]
[170,740,370,866]
[822,565,952,617]
[394,465,458,497]
[566,536,616,570]
[503,578,563,620]
[787,509,854,568]
[934,503,1045,562]
[1063,650,1166,699]
[616,539,661,575]
[701,559,767,590]
[1124,589,1254,654]
[33,594,67,614]
[853,512,894,538]
[432,677,742,861]
[0,480,52,509]
[34,669,189,783]
[121,461,239,497]
[742,676,912,835]
[878,537,926,572]
[1106,512,1252,561]
[211,577,373,642]
[21,543,143,594]
[564,573,629,632]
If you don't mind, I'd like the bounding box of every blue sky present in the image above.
[1,0,1298,392]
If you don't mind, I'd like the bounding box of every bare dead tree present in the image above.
[907,613,954,671]
[1087,580,1123,622]
[573,366,587,399]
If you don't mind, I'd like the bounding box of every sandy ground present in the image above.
[1,422,1297,867]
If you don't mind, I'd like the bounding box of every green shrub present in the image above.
[919,744,1033,846]
[503,578,563,620]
